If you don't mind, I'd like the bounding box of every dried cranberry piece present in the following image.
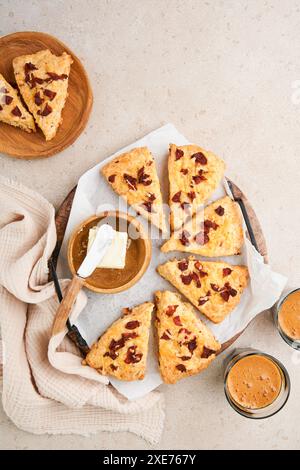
[201,346,215,358]
[220,290,230,302]
[34,92,43,106]
[124,345,143,364]
[109,338,125,352]
[110,364,118,371]
[191,152,207,165]
[210,283,220,292]
[173,316,182,326]
[223,267,232,277]
[44,89,57,101]
[172,191,181,203]
[166,305,178,316]
[11,106,21,117]
[175,148,184,160]
[104,351,118,360]
[122,332,138,340]
[191,272,201,288]
[198,297,209,306]
[194,261,203,271]
[125,320,140,330]
[187,191,196,201]
[124,173,137,190]
[37,103,52,116]
[108,174,116,183]
[178,328,191,335]
[180,168,188,175]
[148,193,156,201]
[180,230,190,246]
[142,201,153,212]
[4,95,13,105]
[180,273,193,285]
[176,364,186,372]
[178,259,188,271]
[204,219,219,231]
[187,338,197,353]
[229,288,237,297]
[137,166,151,186]
[25,62,38,73]
[215,206,225,216]
[180,356,191,361]
[194,231,209,245]
[46,72,68,81]
[161,330,171,340]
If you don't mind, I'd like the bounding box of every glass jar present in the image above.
[223,348,290,419]
[272,288,300,350]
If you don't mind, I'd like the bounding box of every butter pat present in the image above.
[87,226,128,269]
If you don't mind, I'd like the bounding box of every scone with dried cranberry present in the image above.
[155,290,220,384]
[83,302,153,381]
[102,147,167,233]
[157,257,248,323]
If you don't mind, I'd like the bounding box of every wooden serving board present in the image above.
[53,180,268,354]
[0,31,93,159]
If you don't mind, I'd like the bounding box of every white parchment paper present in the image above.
[57,123,287,400]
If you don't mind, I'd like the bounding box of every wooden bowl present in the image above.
[67,211,152,294]
[0,31,93,159]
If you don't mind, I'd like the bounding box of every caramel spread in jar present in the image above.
[278,290,300,340]
[226,355,282,410]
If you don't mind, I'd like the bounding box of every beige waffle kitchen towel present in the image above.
[0,176,164,445]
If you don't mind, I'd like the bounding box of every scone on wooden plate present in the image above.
[157,257,249,323]
[168,144,225,230]
[13,49,73,141]
[161,196,244,256]
[0,73,35,133]
[83,302,154,381]
[102,147,167,233]
[155,290,220,384]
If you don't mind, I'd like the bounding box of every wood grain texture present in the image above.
[53,180,268,352]
[0,31,93,159]
[52,275,84,336]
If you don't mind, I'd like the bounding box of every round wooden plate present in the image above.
[0,31,93,159]
[53,180,268,354]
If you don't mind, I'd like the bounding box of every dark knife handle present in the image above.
[226,179,259,253]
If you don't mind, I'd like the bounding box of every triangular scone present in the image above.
[157,257,249,323]
[13,49,73,141]
[161,196,243,256]
[169,144,225,230]
[102,147,167,232]
[0,73,35,133]
[155,290,220,384]
[83,302,153,381]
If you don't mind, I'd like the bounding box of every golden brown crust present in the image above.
[83,302,153,381]
[161,196,244,257]
[168,144,225,230]
[157,257,249,323]
[155,290,220,384]
[13,49,73,141]
[0,73,35,133]
[102,147,167,232]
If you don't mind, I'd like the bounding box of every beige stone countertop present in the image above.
[1,0,300,450]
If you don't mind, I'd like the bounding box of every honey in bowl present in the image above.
[68,212,151,293]
[226,354,282,410]
[278,290,300,340]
